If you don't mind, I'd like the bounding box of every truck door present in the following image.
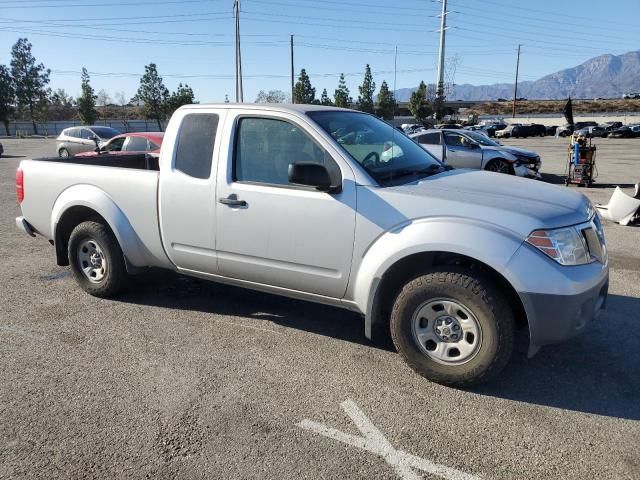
[443,131,483,169]
[158,109,227,273]
[215,111,357,299]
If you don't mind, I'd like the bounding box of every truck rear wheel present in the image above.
[390,268,514,387]
[68,221,128,298]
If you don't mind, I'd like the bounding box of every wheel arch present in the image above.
[365,251,528,344]
[52,185,150,269]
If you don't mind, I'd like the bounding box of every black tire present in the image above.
[68,221,128,298]
[485,158,514,175]
[390,268,514,387]
[59,148,70,158]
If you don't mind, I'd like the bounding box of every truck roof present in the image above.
[178,103,356,114]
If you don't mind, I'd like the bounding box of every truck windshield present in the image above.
[308,111,444,183]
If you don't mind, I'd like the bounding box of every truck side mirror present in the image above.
[288,162,341,193]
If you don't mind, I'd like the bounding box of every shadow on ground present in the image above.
[542,172,636,189]
[118,270,639,420]
[0,155,26,159]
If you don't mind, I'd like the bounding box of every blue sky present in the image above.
[0,0,639,103]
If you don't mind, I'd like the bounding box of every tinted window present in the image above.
[444,132,467,147]
[80,129,95,140]
[235,117,334,186]
[124,136,149,151]
[174,113,219,179]
[417,132,440,145]
[105,137,125,152]
[66,128,81,138]
[91,127,120,139]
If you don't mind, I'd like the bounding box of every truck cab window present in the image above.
[174,113,219,179]
[234,117,335,186]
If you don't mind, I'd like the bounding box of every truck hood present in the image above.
[374,169,592,238]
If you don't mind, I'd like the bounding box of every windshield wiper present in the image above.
[376,164,446,182]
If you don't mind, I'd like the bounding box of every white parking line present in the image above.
[297,399,482,480]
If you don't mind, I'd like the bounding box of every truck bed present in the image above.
[18,154,171,269]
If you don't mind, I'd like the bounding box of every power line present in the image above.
[0,0,222,8]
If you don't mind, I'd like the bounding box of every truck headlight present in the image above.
[526,227,590,265]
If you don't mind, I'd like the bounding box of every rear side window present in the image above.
[416,132,440,145]
[174,113,219,179]
[124,136,149,151]
[66,128,81,138]
[80,129,95,140]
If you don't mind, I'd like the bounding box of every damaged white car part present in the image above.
[595,185,640,225]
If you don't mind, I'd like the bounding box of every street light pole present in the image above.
[290,34,295,103]
[512,44,521,118]
[435,0,447,119]
[234,0,243,102]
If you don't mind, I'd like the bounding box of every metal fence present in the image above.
[5,119,168,137]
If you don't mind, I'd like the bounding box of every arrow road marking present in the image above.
[296,399,482,480]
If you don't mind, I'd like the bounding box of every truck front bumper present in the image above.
[16,216,36,237]
[505,243,609,355]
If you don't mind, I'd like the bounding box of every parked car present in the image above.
[495,124,533,138]
[75,132,164,157]
[601,121,622,132]
[574,126,608,138]
[545,125,559,136]
[56,126,120,157]
[530,124,546,137]
[608,125,640,138]
[622,92,640,99]
[556,121,599,137]
[15,104,608,387]
[481,123,507,138]
[435,123,462,129]
[411,128,541,178]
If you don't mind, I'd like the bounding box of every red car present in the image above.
[76,132,164,157]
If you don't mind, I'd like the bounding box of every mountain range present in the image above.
[393,50,640,101]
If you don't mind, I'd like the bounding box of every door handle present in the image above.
[219,196,247,207]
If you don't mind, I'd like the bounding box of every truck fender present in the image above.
[352,217,525,338]
[51,184,152,267]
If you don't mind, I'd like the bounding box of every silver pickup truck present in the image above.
[15,105,609,386]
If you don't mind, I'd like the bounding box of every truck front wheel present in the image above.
[390,268,514,387]
[68,221,128,298]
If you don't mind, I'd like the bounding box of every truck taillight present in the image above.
[16,168,24,203]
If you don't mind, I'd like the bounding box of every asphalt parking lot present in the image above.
[0,137,638,480]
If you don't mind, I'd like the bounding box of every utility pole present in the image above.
[435,0,447,119]
[512,44,521,118]
[290,34,295,103]
[234,0,243,102]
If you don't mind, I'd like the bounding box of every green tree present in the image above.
[255,89,289,103]
[320,88,333,106]
[334,73,350,108]
[357,64,376,113]
[136,63,169,130]
[0,65,15,136]
[167,83,196,114]
[49,88,75,121]
[376,80,395,120]
[293,68,316,104]
[10,38,50,134]
[408,81,430,123]
[77,68,97,125]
